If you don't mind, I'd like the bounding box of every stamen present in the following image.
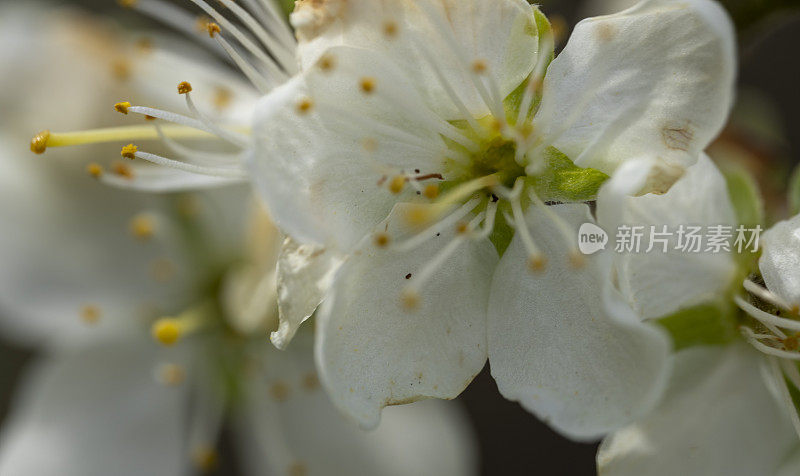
[156,362,186,386]
[115,102,132,115]
[191,446,219,472]
[767,356,800,439]
[210,28,274,94]
[30,125,218,152]
[121,144,138,160]
[507,179,545,273]
[374,232,391,248]
[742,327,800,360]
[395,197,482,252]
[86,163,104,179]
[744,279,798,315]
[528,189,584,268]
[183,90,249,147]
[736,296,800,333]
[129,213,156,240]
[150,302,209,346]
[402,176,496,229]
[30,130,50,154]
[131,149,247,179]
[80,305,101,325]
[388,175,406,194]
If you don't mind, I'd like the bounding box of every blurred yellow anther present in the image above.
[359,77,376,94]
[213,87,232,111]
[472,59,488,74]
[111,59,131,81]
[527,255,547,273]
[129,213,155,240]
[135,38,154,54]
[177,81,193,95]
[388,175,406,194]
[518,122,534,138]
[383,21,398,37]
[195,16,211,32]
[423,184,439,199]
[296,97,313,114]
[784,334,800,352]
[301,373,319,391]
[157,363,186,386]
[404,204,434,227]
[117,0,137,7]
[152,318,181,346]
[456,221,469,234]
[80,305,101,325]
[30,130,50,154]
[374,232,390,248]
[569,251,586,269]
[121,143,138,160]
[114,101,131,114]
[207,22,221,38]
[86,163,104,179]
[362,138,378,152]
[113,161,135,179]
[401,289,421,312]
[191,446,219,473]
[269,381,290,401]
[288,462,308,476]
[318,53,335,72]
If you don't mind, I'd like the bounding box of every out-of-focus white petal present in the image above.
[488,203,671,440]
[760,214,800,308]
[235,331,479,476]
[533,0,736,175]
[0,339,187,476]
[597,345,797,476]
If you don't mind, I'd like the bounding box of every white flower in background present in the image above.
[243,0,735,437]
[593,154,800,473]
[0,4,478,475]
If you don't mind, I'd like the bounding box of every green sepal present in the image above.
[721,165,765,271]
[656,300,738,351]
[528,147,609,203]
[489,201,515,257]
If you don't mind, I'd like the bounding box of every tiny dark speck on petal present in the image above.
[405,273,412,279]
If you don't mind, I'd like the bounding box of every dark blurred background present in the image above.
[1,0,799,474]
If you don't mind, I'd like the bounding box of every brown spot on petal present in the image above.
[662,122,695,152]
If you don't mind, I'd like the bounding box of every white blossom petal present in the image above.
[597,154,739,320]
[315,204,498,428]
[293,0,539,118]
[488,203,671,440]
[235,332,478,476]
[597,345,797,476]
[0,340,187,476]
[760,214,800,308]
[248,47,446,249]
[271,237,342,349]
[533,0,736,175]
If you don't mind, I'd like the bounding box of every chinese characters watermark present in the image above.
[578,223,762,255]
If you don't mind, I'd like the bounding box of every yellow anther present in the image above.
[301,372,319,391]
[403,204,434,227]
[288,462,308,476]
[374,232,391,248]
[383,21,398,37]
[191,446,219,473]
[111,59,131,81]
[121,143,138,160]
[784,334,800,352]
[117,0,137,8]
[114,101,131,114]
[318,53,335,72]
[401,289,421,312]
[195,16,211,33]
[269,381,290,402]
[423,184,439,199]
[177,81,193,95]
[362,138,378,152]
[80,305,101,325]
[30,130,50,154]
[456,221,469,234]
[151,318,181,346]
[296,97,313,114]
[129,213,155,240]
[213,87,232,111]
[144,115,156,121]
[157,363,186,386]
[207,22,221,38]
[472,59,488,74]
[527,255,547,273]
[359,77,376,94]
[388,175,406,194]
[113,161,135,179]
[135,38,154,54]
[86,163,104,179]
[569,251,586,269]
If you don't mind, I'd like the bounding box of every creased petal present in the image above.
[597,154,739,320]
[293,0,538,118]
[235,331,479,476]
[0,339,187,476]
[760,214,800,308]
[597,345,797,476]
[248,47,446,250]
[488,203,671,440]
[533,0,736,175]
[315,203,498,428]
[271,237,342,349]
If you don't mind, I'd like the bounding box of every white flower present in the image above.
[245,0,735,437]
[594,153,800,473]
[0,5,478,475]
